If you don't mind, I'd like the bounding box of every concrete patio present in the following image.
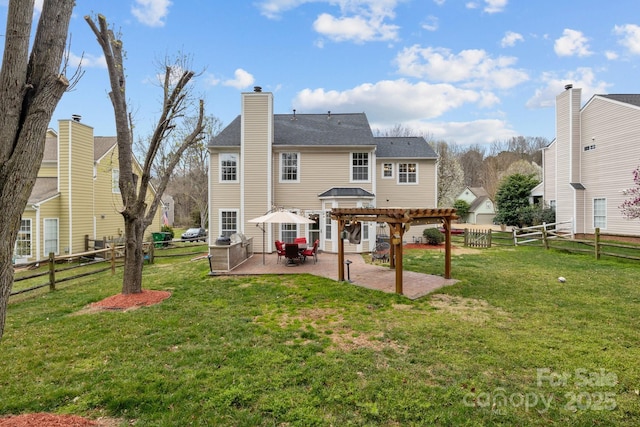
[210,250,459,300]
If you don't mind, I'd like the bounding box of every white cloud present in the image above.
[223,69,255,89]
[465,0,507,13]
[313,12,399,43]
[34,0,43,13]
[421,15,439,32]
[68,52,107,69]
[614,24,640,55]
[257,0,316,19]
[131,0,172,27]
[501,31,523,48]
[484,0,508,14]
[292,79,495,126]
[554,29,592,57]
[433,0,446,5]
[605,51,619,60]
[258,0,401,43]
[394,45,529,90]
[526,68,611,109]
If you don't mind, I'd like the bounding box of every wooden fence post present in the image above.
[111,245,116,275]
[487,229,492,248]
[542,222,550,250]
[595,227,601,260]
[48,252,56,291]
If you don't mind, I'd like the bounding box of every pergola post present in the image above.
[331,208,457,295]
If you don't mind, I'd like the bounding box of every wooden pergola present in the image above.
[331,208,458,295]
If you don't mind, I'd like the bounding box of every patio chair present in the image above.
[371,242,390,263]
[284,243,301,265]
[301,239,319,264]
[294,237,307,244]
[275,240,286,263]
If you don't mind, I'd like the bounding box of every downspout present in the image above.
[67,120,73,254]
[33,204,41,261]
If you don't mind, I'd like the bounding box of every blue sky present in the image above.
[6,0,640,145]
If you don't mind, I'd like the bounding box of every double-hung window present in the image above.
[220,153,238,182]
[281,152,299,182]
[382,163,393,179]
[112,169,120,193]
[351,152,369,182]
[220,210,238,237]
[593,198,606,229]
[398,163,417,183]
[15,219,32,258]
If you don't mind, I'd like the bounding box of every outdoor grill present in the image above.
[230,232,249,246]
[215,235,231,246]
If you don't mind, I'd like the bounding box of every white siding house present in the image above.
[542,85,640,237]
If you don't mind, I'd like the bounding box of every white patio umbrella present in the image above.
[248,210,315,264]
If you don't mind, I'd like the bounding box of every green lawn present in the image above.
[1,245,639,426]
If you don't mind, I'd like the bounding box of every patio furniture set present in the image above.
[275,238,319,266]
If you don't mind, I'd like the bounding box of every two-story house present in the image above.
[14,117,162,263]
[541,85,640,238]
[208,87,439,255]
[455,186,496,225]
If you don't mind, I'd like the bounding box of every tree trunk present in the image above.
[0,0,75,341]
[121,214,146,294]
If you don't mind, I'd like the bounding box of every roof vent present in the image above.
[564,84,573,90]
[327,110,331,119]
[253,86,262,92]
[71,114,81,122]
[291,109,297,120]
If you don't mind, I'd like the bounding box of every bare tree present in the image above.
[86,14,206,295]
[0,0,76,341]
[162,115,221,227]
[430,140,464,207]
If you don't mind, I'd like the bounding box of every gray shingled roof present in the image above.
[318,187,375,198]
[211,112,436,158]
[375,137,437,159]
[28,177,58,204]
[40,136,117,162]
[600,94,640,108]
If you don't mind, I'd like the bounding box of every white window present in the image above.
[593,198,606,229]
[351,152,369,182]
[220,153,238,182]
[15,219,32,258]
[280,152,299,182]
[220,210,238,237]
[549,200,556,210]
[325,211,332,240]
[398,163,417,184]
[382,163,393,179]
[362,222,369,241]
[44,218,59,256]
[280,223,298,243]
[112,169,120,193]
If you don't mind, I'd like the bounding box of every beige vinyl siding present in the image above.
[554,89,575,228]
[580,98,640,235]
[209,151,241,238]
[376,159,437,209]
[241,93,273,244]
[542,142,556,204]
[38,164,57,178]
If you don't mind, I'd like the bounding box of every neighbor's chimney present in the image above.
[564,84,573,90]
[71,114,81,122]
[254,86,262,92]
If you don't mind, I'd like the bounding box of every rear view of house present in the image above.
[542,85,640,238]
[208,87,439,255]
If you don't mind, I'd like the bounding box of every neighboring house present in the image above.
[14,117,162,263]
[541,85,640,237]
[456,187,495,224]
[208,87,439,254]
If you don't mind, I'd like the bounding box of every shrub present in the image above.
[453,199,471,222]
[423,227,445,245]
[161,225,175,239]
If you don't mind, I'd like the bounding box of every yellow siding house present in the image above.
[14,117,162,263]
